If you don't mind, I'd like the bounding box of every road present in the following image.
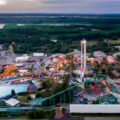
[55,116,120,120]
[85,118,120,120]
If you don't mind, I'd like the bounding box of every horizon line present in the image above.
[0,13,120,14]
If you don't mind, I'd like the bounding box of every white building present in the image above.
[93,51,107,58]
[15,63,24,67]
[5,98,20,107]
[33,53,44,57]
[15,54,29,62]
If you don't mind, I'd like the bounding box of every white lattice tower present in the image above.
[81,39,87,72]
[80,40,87,83]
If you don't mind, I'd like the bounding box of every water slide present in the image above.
[1,63,35,83]
[1,65,17,77]
[1,75,34,83]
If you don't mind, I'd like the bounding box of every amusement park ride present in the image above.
[0,59,41,83]
[80,39,87,83]
[32,59,41,77]
[1,40,120,115]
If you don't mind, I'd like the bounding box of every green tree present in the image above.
[105,64,114,78]
[51,83,64,94]
[11,89,16,96]
[35,91,41,98]
[116,55,120,62]
[65,54,75,79]
[27,96,32,101]
[27,109,55,119]
[62,74,70,87]
[41,78,54,89]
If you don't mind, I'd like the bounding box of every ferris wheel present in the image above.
[32,59,41,77]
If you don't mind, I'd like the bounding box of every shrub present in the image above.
[17,96,28,103]
[27,96,32,101]
[27,109,55,119]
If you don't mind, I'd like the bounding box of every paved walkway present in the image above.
[85,118,120,120]
[55,117,120,120]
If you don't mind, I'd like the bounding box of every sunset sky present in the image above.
[0,0,119,13]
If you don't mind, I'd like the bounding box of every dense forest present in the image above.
[0,15,120,54]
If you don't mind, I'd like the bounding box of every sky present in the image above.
[0,0,119,13]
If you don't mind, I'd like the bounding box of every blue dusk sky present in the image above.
[0,0,119,13]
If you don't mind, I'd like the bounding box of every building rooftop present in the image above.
[93,51,107,58]
[5,98,20,107]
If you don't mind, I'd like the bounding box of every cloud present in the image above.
[26,0,35,2]
[0,0,120,13]
[43,0,120,4]
[0,0,7,5]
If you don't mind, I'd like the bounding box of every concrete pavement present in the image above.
[85,118,120,120]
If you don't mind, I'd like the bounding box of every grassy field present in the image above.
[3,23,120,40]
[0,15,120,54]
[109,40,120,44]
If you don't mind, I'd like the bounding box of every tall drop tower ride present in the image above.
[80,39,87,82]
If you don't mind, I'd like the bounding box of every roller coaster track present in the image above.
[0,83,80,113]
[0,105,70,113]
[0,74,119,113]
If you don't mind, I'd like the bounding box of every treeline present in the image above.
[0,22,120,54]
[0,16,120,24]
